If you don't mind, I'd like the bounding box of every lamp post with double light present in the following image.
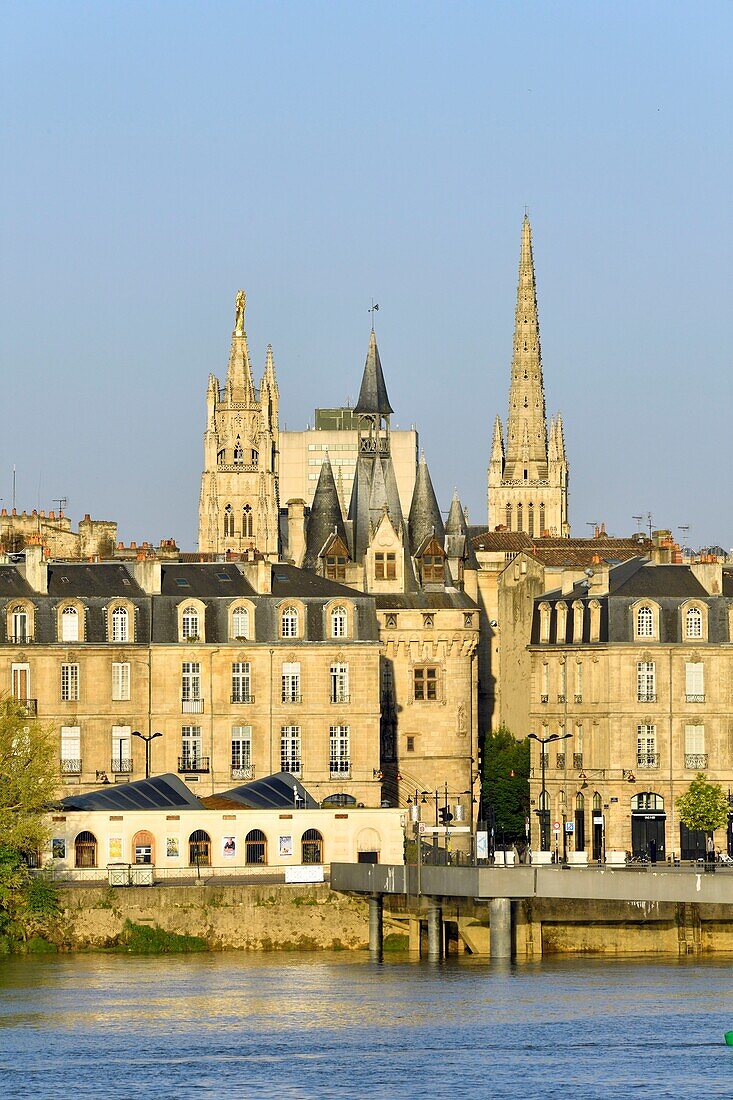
[132,730,163,780]
[527,731,571,851]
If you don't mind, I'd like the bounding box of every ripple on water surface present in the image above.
[1,952,732,1099]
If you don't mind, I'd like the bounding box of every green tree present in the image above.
[676,772,729,835]
[0,696,59,855]
[481,726,530,843]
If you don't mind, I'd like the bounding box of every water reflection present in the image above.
[1,953,733,1098]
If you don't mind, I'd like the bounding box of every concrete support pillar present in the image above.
[489,897,513,959]
[369,894,383,958]
[408,916,421,956]
[427,898,443,961]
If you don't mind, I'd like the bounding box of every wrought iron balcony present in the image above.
[574,695,583,704]
[231,764,255,781]
[282,692,302,704]
[330,764,351,778]
[685,753,708,769]
[637,752,660,769]
[178,755,210,773]
[231,693,255,704]
[282,761,302,777]
[556,753,566,769]
[557,694,566,703]
[330,693,350,705]
[17,698,37,716]
[540,694,549,704]
[685,694,706,703]
[181,698,204,714]
[61,758,82,775]
[573,753,583,769]
[540,753,549,768]
[110,757,133,774]
[637,693,657,703]
[9,634,33,644]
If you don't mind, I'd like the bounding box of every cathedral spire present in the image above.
[505,215,547,472]
[226,290,256,404]
[303,455,347,571]
[355,330,393,416]
[408,453,444,554]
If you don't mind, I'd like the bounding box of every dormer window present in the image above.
[232,606,250,640]
[182,606,199,641]
[281,606,299,638]
[326,555,347,581]
[375,553,396,580]
[330,605,347,639]
[637,606,654,638]
[421,554,444,584]
[61,606,79,643]
[111,606,129,643]
[685,606,703,639]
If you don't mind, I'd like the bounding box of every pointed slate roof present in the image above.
[303,455,348,571]
[408,454,444,554]
[355,331,393,416]
[445,490,478,568]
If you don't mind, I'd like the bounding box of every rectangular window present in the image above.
[637,723,658,768]
[637,661,656,702]
[558,662,567,703]
[60,725,81,772]
[414,666,438,701]
[11,663,30,702]
[575,662,583,702]
[375,552,396,580]
[280,725,301,775]
[684,724,705,753]
[112,662,130,701]
[181,725,202,768]
[231,661,252,703]
[326,556,347,581]
[231,726,252,777]
[61,663,79,702]
[422,555,444,583]
[541,663,549,702]
[406,735,415,752]
[111,725,132,772]
[330,725,350,774]
[330,662,349,703]
[282,662,301,703]
[685,662,705,702]
[181,662,201,701]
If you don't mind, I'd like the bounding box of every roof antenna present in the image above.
[368,299,379,331]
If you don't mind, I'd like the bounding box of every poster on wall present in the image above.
[166,837,180,858]
[279,835,293,858]
[222,836,236,859]
[108,836,123,861]
[475,831,489,860]
[52,838,66,860]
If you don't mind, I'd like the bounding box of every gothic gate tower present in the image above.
[198,291,280,558]
[487,216,569,537]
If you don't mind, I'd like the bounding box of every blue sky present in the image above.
[2,2,731,551]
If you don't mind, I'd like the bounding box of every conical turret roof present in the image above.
[303,456,347,571]
[355,330,393,416]
[408,453,444,554]
[445,489,478,568]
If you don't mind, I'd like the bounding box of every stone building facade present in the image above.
[487,216,569,537]
[0,509,117,559]
[526,557,733,860]
[198,292,280,559]
[1,545,382,806]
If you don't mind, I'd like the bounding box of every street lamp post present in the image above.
[132,730,163,779]
[527,731,571,851]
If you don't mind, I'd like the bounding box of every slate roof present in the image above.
[201,772,318,810]
[373,590,478,610]
[302,456,347,571]
[160,563,256,597]
[61,773,203,812]
[445,493,478,569]
[611,563,709,598]
[47,563,146,597]
[270,563,358,598]
[0,567,34,597]
[354,331,393,416]
[408,457,444,554]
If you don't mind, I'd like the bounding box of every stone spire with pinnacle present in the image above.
[225,290,256,405]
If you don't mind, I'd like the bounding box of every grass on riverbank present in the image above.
[114,920,208,954]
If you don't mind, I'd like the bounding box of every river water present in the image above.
[1,952,732,1099]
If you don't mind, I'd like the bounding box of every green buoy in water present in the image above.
[725,1032,733,1046]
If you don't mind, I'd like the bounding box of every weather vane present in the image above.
[368,299,379,330]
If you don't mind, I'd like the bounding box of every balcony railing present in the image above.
[685,753,708,769]
[540,753,549,768]
[540,694,549,704]
[330,763,351,777]
[181,698,204,714]
[110,757,133,774]
[574,695,583,704]
[10,634,33,644]
[637,693,657,703]
[231,764,255,781]
[231,693,255,705]
[282,692,302,704]
[556,753,566,769]
[573,753,583,769]
[178,756,210,773]
[637,752,660,769]
[330,694,350,705]
[61,758,82,775]
[685,694,706,703]
[16,698,37,716]
[282,762,302,777]
[557,694,566,703]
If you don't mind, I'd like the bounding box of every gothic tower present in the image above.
[198,291,280,558]
[487,216,569,537]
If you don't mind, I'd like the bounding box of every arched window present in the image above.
[281,606,298,638]
[539,504,546,536]
[636,606,654,638]
[301,829,323,864]
[11,605,28,643]
[505,504,512,531]
[132,830,154,865]
[75,831,97,868]
[593,792,602,812]
[331,605,347,638]
[632,792,664,812]
[182,606,199,640]
[188,830,211,867]
[224,504,234,538]
[232,606,250,640]
[575,792,586,851]
[242,505,253,538]
[111,606,129,643]
[528,503,535,538]
[245,829,267,865]
[61,606,79,642]
[517,502,523,532]
[233,438,243,465]
[685,606,703,639]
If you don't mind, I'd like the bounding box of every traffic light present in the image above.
[438,807,454,826]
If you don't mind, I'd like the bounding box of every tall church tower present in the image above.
[198,291,280,558]
[487,216,569,537]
